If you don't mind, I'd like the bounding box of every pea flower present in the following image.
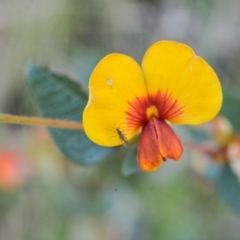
[83,41,222,171]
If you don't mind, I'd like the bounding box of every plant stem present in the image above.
[0,114,83,130]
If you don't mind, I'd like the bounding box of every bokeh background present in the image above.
[1,0,240,239]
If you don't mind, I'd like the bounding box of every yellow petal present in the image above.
[83,53,147,146]
[142,41,222,125]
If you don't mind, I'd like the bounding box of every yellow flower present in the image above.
[83,41,222,171]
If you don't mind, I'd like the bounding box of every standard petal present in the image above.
[142,41,222,125]
[137,119,164,171]
[83,53,147,146]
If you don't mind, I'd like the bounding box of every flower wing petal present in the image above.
[83,53,147,146]
[137,120,163,171]
[137,118,182,172]
[152,118,183,160]
[142,41,222,124]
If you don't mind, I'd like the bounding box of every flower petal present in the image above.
[137,117,182,171]
[151,118,183,160]
[137,119,163,171]
[142,41,222,124]
[83,53,147,146]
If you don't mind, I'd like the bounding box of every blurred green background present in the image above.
[1,0,240,239]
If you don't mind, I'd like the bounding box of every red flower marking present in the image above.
[125,90,183,129]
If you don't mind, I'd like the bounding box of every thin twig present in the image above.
[0,114,83,130]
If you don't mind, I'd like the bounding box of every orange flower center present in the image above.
[125,90,183,130]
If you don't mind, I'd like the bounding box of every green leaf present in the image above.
[187,127,211,143]
[215,164,240,212]
[220,89,240,132]
[25,64,113,165]
[203,162,240,212]
[121,146,142,176]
